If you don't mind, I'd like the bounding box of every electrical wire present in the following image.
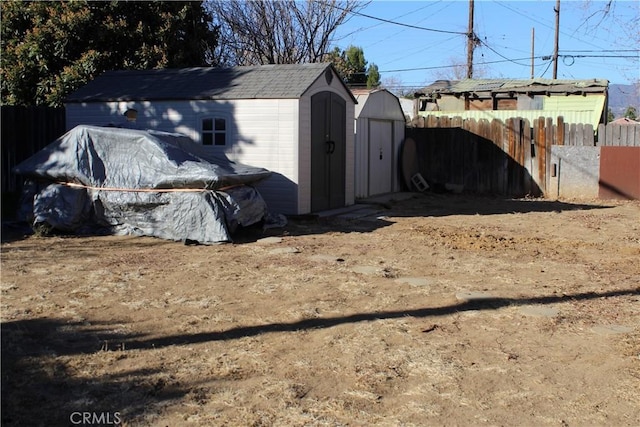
[380,56,551,73]
[327,1,468,36]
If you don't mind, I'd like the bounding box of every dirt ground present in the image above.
[1,193,639,427]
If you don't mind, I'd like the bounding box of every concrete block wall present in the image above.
[549,146,600,199]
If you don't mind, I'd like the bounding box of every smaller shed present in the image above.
[352,89,406,198]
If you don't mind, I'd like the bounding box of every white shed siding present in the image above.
[354,117,369,198]
[185,98,300,215]
[225,99,299,214]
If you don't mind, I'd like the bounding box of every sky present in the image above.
[331,0,640,91]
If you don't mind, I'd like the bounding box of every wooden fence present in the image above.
[1,106,66,194]
[597,122,640,146]
[407,115,640,197]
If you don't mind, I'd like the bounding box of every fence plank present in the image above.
[597,124,605,146]
[545,118,554,192]
[613,124,622,146]
[523,118,534,195]
[556,116,565,146]
[584,124,594,146]
[1,106,66,194]
[605,123,614,146]
[535,117,547,193]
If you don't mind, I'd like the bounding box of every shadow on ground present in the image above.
[3,286,637,425]
[120,287,640,349]
[1,318,191,426]
[2,193,616,245]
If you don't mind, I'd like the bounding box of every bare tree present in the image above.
[208,0,367,66]
[572,1,639,83]
[430,56,489,81]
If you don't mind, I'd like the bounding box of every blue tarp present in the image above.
[14,125,273,244]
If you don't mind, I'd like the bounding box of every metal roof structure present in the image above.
[66,63,356,103]
[419,78,609,97]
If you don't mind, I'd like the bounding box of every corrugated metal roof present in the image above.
[421,78,609,95]
[66,63,350,102]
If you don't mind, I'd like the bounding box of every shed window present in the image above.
[202,117,226,146]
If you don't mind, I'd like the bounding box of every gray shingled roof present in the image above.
[66,63,351,103]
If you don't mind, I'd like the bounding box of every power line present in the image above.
[560,50,640,53]
[380,56,552,73]
[328,2,468,36]
[478,38,531,67]
[338,3,435,39]
[379,50,636,75]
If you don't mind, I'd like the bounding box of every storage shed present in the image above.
[65,63,357,215]
[352,88,406,198]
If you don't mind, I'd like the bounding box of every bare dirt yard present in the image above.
[1,193,639,427]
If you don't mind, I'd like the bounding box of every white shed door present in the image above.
[368,120,394,195]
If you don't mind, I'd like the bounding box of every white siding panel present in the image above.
[66,101,200,134]
[226,99,300,214]
[354,117,369,199]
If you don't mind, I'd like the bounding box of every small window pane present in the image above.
[214,133,225,146]
[202,133,213,146]
[215,118,226,131]
[202,118,213,131]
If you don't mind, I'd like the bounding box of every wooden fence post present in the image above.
[556,116,564,146]
[523,118,534,195]
[535,117,547,193]
[545,118,553,192]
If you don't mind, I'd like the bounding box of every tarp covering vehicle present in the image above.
[13,125,273,244]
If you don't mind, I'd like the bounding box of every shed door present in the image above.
[311,92,346,212]
[368,120,393,195]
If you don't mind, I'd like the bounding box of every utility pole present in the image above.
[553,0,560,79]
[531,27,535,79]
[466,0,474,79]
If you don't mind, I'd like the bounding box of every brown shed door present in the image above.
[311,92,346,212]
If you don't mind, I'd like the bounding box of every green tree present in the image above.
[366,64,381,89]
[343,45,367,86]
[607,108,615,122]
[325,45,380,88]
[1,1,218,107]
[623,106,637,120]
